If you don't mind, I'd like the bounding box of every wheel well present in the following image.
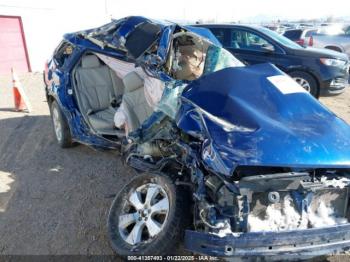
[324,46,343,53]
[288,69,319,86]
[287,69,320,97]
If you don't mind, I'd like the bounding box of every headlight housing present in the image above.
[320,58,347,67]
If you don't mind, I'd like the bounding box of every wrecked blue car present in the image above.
[45,16,350,259]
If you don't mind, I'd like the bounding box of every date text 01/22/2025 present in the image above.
[127,255,219,261]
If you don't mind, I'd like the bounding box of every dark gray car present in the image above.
[197,24,349,97]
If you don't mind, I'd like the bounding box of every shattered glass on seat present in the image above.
[156,81,187,119]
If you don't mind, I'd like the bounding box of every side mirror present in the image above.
[261,44,275,52]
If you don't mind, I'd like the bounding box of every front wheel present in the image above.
[289,71,319,98]
[108,173,189,256]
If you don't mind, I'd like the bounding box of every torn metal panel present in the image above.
[182,25,222,47]
[157,25,176,63]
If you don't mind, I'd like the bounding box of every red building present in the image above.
[0,15,31,74]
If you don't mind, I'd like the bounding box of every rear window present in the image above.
[283,30,302,40]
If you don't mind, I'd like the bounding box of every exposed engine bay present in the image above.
[124,126,350,237]
[207,171,350,234]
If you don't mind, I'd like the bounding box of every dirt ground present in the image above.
[0,72,131,256]
[0,72,349,257]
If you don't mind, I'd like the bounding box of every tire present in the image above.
[289,71,319,98]
[49,100,74,148]
[108,173,190,257]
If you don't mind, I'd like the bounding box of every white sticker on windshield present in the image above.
[267,75,308,94]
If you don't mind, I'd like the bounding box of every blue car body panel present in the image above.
[177,63,350,175]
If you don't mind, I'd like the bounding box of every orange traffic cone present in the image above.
[11,68,32,112]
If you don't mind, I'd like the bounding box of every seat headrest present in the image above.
[123,72,144,92]
[81,55,100,68]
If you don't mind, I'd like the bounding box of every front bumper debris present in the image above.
[184,224,350,257]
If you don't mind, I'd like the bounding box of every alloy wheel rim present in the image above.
[52,106,62,142]
[293,77,311,92]
[118,183,170,245]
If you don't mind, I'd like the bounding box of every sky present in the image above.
[1,0,349,71]
[105,0,350,23]
[1,0,350,25]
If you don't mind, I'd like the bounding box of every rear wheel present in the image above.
[108,173,189,257]
[289,71,319,98]
[50,100,73,148]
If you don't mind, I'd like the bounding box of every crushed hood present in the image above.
[178,63,350,174]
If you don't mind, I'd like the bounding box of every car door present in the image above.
[224,28,284,66]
